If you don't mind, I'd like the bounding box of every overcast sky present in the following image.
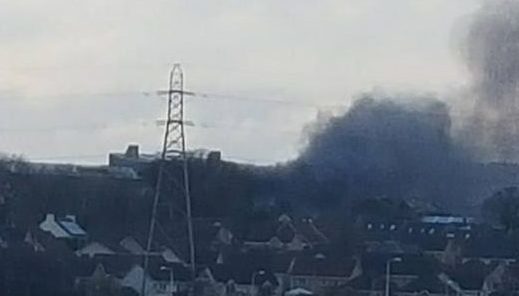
[0,0,480,165]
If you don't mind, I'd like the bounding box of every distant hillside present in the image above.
[1,150,519,243]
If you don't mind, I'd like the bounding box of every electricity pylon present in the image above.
[142,64,196,295]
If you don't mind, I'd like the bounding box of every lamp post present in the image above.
[385,257,402,296]
[251,270,266,296]
[313,253,326,293]
[160,266,174,295]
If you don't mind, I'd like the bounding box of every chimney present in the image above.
[125,145,139,159]
[45,213,56,222]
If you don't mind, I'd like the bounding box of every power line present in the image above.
[0,118,304,134]
[0,86,481,121]
[0,125,111,133]
[150,89,344,109]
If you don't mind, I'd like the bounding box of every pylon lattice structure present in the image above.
[141,64,196,296]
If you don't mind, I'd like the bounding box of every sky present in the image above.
[0,0,481,165]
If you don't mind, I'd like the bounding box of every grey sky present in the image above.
[0,0,479,164]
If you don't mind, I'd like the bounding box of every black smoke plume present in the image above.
[291,94,472,210]
[275,1,519,213]
[461,0,519,162]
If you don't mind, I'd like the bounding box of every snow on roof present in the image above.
[59,220,87,236]
[39,214,87,239]
[286,288,314,296]
[421,216,466,224]
[40,214,73,238]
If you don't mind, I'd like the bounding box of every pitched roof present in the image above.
[210,264,278,286]
[75,241,118,257]
[286,288,314,296]
[345,273,385,291]
[293,218,329,245]
[58,216,87,237]
[208,250,281,285]
[462,233,517,259]
[447,259,498,291]
[223,248,295,273]
[147,260,191,282]
[73,253,191,282]
[361,254,440,277]
[73,254,138,278]
[241,214,328,247]
[290,251,356,278]
[24,228,76,258]
[39,214,87,239]
[399,276,446,294]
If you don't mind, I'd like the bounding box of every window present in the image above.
[294,278,307,286]
[156,282,167,291]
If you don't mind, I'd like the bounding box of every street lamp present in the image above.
[160,266,175,295]
[251,270,266,296]
[385,257,402,296]
[313,253,326,293]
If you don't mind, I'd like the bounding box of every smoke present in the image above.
[293,94,471,208]
[261,1,519,213]
[301,95,454,171]
[461,0,519,162]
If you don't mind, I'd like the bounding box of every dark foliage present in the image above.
[482,186,519,231]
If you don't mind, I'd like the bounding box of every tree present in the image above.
[482,187,519,232]
[350,197,416,221]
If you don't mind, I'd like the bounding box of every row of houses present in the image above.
[8,209,519,296]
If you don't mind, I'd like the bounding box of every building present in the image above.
[282,251,358,295]
[108,144,222,178]
[75,255,191,296]
[242,214,329,251]
[39,213,87,249]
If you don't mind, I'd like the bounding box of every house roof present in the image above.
[361,254,440,278]
[345,273,385,291]
[285,288,314,296]
[462,233,517,259]
[293,218,329,245]
[119,236,146,254]
[24,228,76,258]
[75,241,129,257]
[130,217,235,265]
[241,214,328,246]
[58,216,87,236]
[147,260,191,282]
[399,275,446,294]
[205,248,298,285]
[208,251,280,285]
[39,214,87,239]
[420,215,469,225]
[447,259,498,291]
[74,254,138,278]
[73,253,191,282]
[210,264,278,286]
[361,220,404,242]
[364,240,420,255]
[290,251,356,278]
[361,218,477,253]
